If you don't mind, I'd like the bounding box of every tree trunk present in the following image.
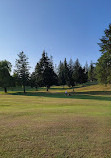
[4,87,7,93]
[23,85,26,93]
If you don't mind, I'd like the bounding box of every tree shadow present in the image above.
[77,91,111,95]
[8,91,111,102]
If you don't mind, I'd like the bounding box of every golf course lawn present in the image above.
[0,85,111,158]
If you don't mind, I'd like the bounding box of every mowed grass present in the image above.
[0,85,111,158]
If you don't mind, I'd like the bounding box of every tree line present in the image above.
[0,51,96,93]
[0,24,111,93]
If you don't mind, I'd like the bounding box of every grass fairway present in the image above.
[0,85,111,158]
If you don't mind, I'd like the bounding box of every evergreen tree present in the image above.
[34,51,57,91]
[72,59,87,85]
[88,61,96,82]
[73,59,81,84]
[9,76,16,90]
[30,72,38,90]
[64,58,70,86]
[96,52,111,85]
[34,62,43,89]
[68,58,75,88]
[84,61,88,82]
[58,61,66,87]
[15,51,30,93]
[96,24,111,85]
[81,66,88,83]
[0,60,12,93]
[13,72,22,87]
[85,61,89,73]
[98,24,111,54]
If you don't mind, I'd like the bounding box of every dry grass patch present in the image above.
[1,112,111,157]
[0,86,111,158]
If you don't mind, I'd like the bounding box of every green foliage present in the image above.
[88,61,96,82]
[30,72,37,89]
[68,58,75,87]
[96,24,111,85]
[58,58,71,87]
[84,62,88,80]
[58,61,66,87]
[12,72,22,86]
[58,58,88,87]
[33,51,58,91]
[73,59,87,84]
[15,51,30,93]
[0,60,12,92]
[9,76,16,88]
[98,24,111,54]
[96,52,111,84]
[63,58,70,86]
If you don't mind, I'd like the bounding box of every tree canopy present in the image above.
[33,51,58,91]
[0,60,12,92]
[15,51,30,93]
[96,24,111,85]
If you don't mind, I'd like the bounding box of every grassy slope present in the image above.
[0,85,111,158]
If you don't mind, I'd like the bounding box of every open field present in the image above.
[0,85,111,158]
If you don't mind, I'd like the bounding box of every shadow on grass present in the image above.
[8,91,111,102]
[77,91,111,95]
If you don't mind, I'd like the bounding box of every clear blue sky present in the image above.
[0,0,111,72]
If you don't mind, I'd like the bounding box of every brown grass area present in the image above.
[0,85,111,158]
[75,84,111,92]
[1,112,111,158]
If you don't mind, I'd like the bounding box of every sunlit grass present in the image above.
[0,85,111,157]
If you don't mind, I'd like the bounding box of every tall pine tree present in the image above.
[96,24,111,85]
[58,61,66,88]
[15,51,30,93]
[34,51,57,91]
[73,59,81,84]
[64,58,70,86]
[68,58,75,88]
[88,61,96,82]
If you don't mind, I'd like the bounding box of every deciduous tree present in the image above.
[0,60,12,92]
